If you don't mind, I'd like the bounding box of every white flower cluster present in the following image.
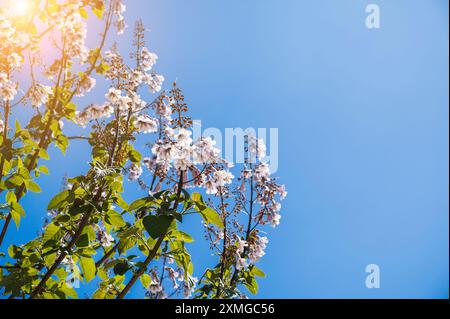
[0,72,17,102]
[233,235,268,270]
[147,269,163,295]
[53,1,89,63]
[248,235,268,264]
[253,162,286,228]
[0,11,30,102]
[113,0,127,35]
[248,136,267,159]
[235,236,249,271]
[150,129,234,193]
[98,230,115,248]
[165,266,183,290]
[75,43,164,130]
[29,83,52,107]
[75,76,96,97]
[239,138,287,229]
[128,163,143,181]
[141,47,158,71]
[0,12,31,50]
[74,103,113,127]
[61,254,76,268]
[94,224,115,248]
[182,274,198,299]
[204,169,234,195]
[134,115,158,134]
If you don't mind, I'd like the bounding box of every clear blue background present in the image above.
[2,0,449,298]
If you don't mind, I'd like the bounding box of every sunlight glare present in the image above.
[9,0,31,16]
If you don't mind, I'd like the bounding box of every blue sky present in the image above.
[2,0,449,298]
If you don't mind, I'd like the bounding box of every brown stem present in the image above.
[29,208,95,298]
[216,189,228,298]
[154,242,168,299]
[116,172,184,299]
[229,165,254,290]
[95,242,120,268]
[116,233,167,299]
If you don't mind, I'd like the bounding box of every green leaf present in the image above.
[113,261,129,276]
[129,197,153,211]
[48,190,69,210]
[93,289,106,299]
[143,215,173,239]
[56,135,69,155]
[11,202,25,217]
[25,180,42,193]
[82,225,97,241]
[80,256,96,283]
[65,102,77,119]
[171,230,194,243]
[96,62,110,74]
[43,223,60,243]
[7,192,25,229]
[251,266,266,278]
[114,194,129,211]
[5,191,17,205]
[140,274,152,288]
[191,192,206,210]
[92,7,104,19]
[191,193,223,228]
[105,210,126,228]
[128,149,142,163]
[39,148,50,160]
[60,284,78,299]
[10,210,21,229]
[56,215,71,224]
[200,207,223,228]
[79,7,88,19]
[76,233,90,248]
[37,165,49,175]
[244,277,259,295]
[5,174,24,187]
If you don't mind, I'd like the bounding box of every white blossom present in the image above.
[166,267,180,289]
[144,73,164,93]
[105,87,122,104]
[248,136,266,159]
[0,80,17,101]
[236,257,249,271]
[213,170,234,187]
[253,162,270,182]
[134,115,158,134]
[236,237,248,254]
[7,53,22,69]
[29,84,52,107]
[141,47,158,71]
[152,142,176,162]
[113,0,127,34]
[128,164,143,180]
[182,275,198,299]
[75,76,96,97]
[193,137,220,164]
[248,236,268,264]
[204,179,218,195]
[98,231,115,248]
[269,213,281,228]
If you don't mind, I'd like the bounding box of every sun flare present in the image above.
[8,0,31,16]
